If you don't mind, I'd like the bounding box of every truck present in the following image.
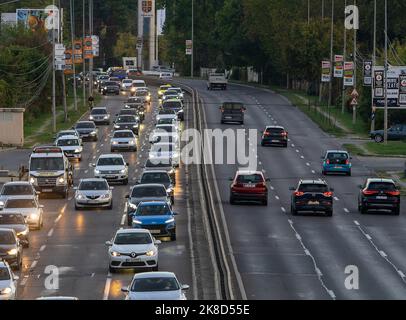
[207,72,228,90]
[122,57,137,71]
[28,146,74,198]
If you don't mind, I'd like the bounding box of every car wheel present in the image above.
[230,196,236,205]
[374,135,383,143]
[393,207,400,216]
[291,205,298,216]
[360,206,367,215]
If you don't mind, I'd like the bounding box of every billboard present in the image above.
[321,61,331,83]
[344,62,354,86]
[16,7,59,41]
[84,37,93,59]
[373,66,406,108]
[334,55,344,78]
[141,0,154,17]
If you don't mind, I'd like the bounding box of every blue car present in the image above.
[322,150,352,176]
[131,201,177,241]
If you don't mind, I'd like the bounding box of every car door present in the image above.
[388,125,402,140]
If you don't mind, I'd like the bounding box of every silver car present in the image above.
[1,196,44,230]
[144,158,176,185]
[93,154,129,185]
[89,107,111,125]
[74,179,113,210]
[0,213,29,248]
[0,182,39,205]
[0,260,19,300]
[111,130,137,152]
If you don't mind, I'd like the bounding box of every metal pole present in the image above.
[322,0,324,20]
[88,0,93,99]
[352,0,357,125]
[191,0,194,78]
[384,0,388,144]
[371,0,377,132]
[342,0,347,114]
[82,0,86,108]
[70,0,78,111]
[328,0,334,119]
[308,0,310,25]
[52,0,57,133]
[60,6,68,122]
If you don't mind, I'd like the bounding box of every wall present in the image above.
[0,108,24,147]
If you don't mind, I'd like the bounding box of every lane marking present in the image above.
[30,260,38,269]
[311,170,316,174]
[40,245,46,252]
[344,208,349,213]
[275,196,280,200]
[281,207,286,213]
[334,197,339,201]
[47,228,54,237]
[103,274,112,300]
[306,163,310,166]
[54,214,62,223]
[121,214,126,226]
[300,156,305,159]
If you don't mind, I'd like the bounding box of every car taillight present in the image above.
[264,132,270,136]
[363,190,379,196]
[294,191,304,196]
[220,109,224,113]
[386,190,400,196]
[323,192,333,197]
[345,159,350,165]
[256,182,266,188]
[281,132,287,137]
[326,159,330,165]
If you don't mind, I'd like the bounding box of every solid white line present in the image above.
[120,214,126,226]
[40,245,46,252]
[103,275,112,300]
[354,220,360,226]
[334,197,339,201]
[30,260,38,269]
[291,144,295,147]
[275,196,280,200]
[47,228,54,237]
[281,207,286,213]
[365,234,372,240]
[54,214,62,223]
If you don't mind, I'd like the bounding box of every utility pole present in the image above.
[352,0,357,125]
[307,0,310,25]
[322,0,324,20]
[191,0,194,78]
[52,0,57,133]
[88,0,93,99]
[328,0,334,120]
[70,0,78,111]
[384,0,388,144]
[60,6,68,122]
[370,0,377,132]
[341,0,347,114]
[82,0,86,108]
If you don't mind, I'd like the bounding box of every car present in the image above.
[290,179,334,216]
[121,272,189,300]
[144,158,176,184]
[116,108,140,121]
[0,182,39,204]
[370,124,406,143]
[89,107,111,125]
[137,171,175,204]
[126,184,171,226]
[149,130,180,147]
[229,170,269,205]
[133,88,151,104]
[159,72,173,81]
[55,135,83,161]
[0,213,29,248]
[322,150,352,176]
[93,154,129,185]
[130,80,147,95]
[1,196,44,230]
[156,109,178,124]
[0,229,23,270]
[161,93,179,105]
[110,130,137,152]
[55,129,80,141]
[165,88,184,102]
[149,143,180,167]
[114,115,140,135]
[74,121,98,142]
[96,75,109,89]
[36,296,79,300]
[121,79,134,92]
[124,102,145,122]
[161,99,184,121]
[220,102,246,124]
[108,77,122,85]
[154,124,179,135]
[261,126,288,147]
[101,81,120,95]
[156,117,180,131]
[0,260,19,300]
[358,178,400,215]
[158,84,172,98]
[74,178,113,210]
[106,229,161,273]
[131,201,177,240]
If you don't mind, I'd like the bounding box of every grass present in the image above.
[342,143,366,156]
[364,141,406,157]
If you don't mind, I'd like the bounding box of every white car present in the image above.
[0,182,39,204]
[93,154,129,185]
[1,196,44,230]
[110,130,138,152]
[156,110,178,123]
[106,229,160,273]
[121,79,134,91]
[55,135,83,161]
[0,260,19,300]
[156,118,180,132]
[36,296,79,300]
[122,272,189,300]
[159,72,173,80]
[149,142,180,167]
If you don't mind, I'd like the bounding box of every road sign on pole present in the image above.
[186,40,192,55]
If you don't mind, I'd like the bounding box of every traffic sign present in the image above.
[350,98,358,106]
[351,88,359,98]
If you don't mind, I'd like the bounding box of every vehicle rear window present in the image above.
[132,186,167,198]
[105,81,118,86]
[298,184,328,193]
[368,182,396,191]
[266,128,284,133]
[0,214,25,224]
[327,153,348,160]
[57,139,79,147]
[141,172,170,184]
[131,277,179,292]
[223,103,243,110]
[163,102,182,109]
[0,231,15,244]
[114,131,134,138]
[236,174,264,183]
[0,267,10,281]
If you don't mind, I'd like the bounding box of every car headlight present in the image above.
[100,194,110,199]
[74,148,81,153]
[17,229,28,236]
[30,213,39,221]
[120,169,126,174]
[95,169,101,174]
[165,218,175,224]
[1,287,12,295]
[7,248,17,256]
[89,116,94,120]
[166,188,174,194]
[114,125,120,129]
[133,124,138,128]
[145,250,156,257]
[129,140,135,145]
[57,177,65,184]
[104,116,109,119]
[131,88,136,92]
[111,251,121,257]
[168,169,175,175]
[132,219,142,225]
[146,96,151,101]
[112,141,118,145]
[76,193,85,200]
[30,177,36,184]
[139,111,144,115]
[103,87,107,90]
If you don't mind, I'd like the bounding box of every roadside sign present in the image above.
[84,37,93,59]
[74,40,83,64]
[321,60,331,83]
[373,66,406,107]
[334,55,344,78]
[186,40,192,56]
[137,37,143,50]
[350,97,358,106]
[399,75,406,106]
[363,61,373,86]
[64,49,73,75]
[351,88,359,98]
[344,61,354,86]
[92,35,99,56]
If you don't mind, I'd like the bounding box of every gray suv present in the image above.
[220,102,246,124]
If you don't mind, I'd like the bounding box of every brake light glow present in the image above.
[264,132,270,136]
[281,132,287,137]
[326,159,330,165]
[386,190,400,196]
[345,159,350,165]
[363,190,379,196]
[294,191,304,196]
[323,192,333,197]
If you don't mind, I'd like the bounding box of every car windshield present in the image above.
[79,181,108,190]
[30,157,64,171]
[127,98,141,103]
[368,182,396,191]
[136,91,148,97]
[119,110,136,116]
[327,153,348,160]
[91,109,107,115]
[236,174,263,183]
[123,80,133,84]
[0,214,25,224]
[97,157,124,166]
[141,173,170,184]
[133,82,146,88]
[76,122,95,129]
[131,277,179,292]
[57,139,79,147]
[57,131,76,138]
[117,116,136,123]
[146,159,172,168]
[158,119,175,125]
[160,86,171,90]
[5,199,36,209]
[298,184,328,193]
[114,131,134,138]
[163,102,181,109]
[105,81,118,86]
[114,232,152,245]
[0,231,15,244]
[159,110,176,115]
[155,126,175,133]
[136,204,170,216]
[151,144,175,153]
[0,267,10,281]
[165,90,178,96]
[1,185,33,196]
[132,186,167,198]
[224,103,243,110]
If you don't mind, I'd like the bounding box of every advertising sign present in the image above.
[186,40,193,56]
[16,7,59,42]
[92,35,99,57]
[141,0,153,17]
[321,61,331,83]
[344,61,354,86]
[334,55,344,78]
[84,37,93,59]
[373,66,406,108]
[74,40,83,64]
[64,49,74,75]
[363,61,373,86]
[399,75,406,106]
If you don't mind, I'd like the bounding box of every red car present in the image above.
[229,171,269,206]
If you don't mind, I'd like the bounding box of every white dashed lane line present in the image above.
[47,228,54,237]
[30,260,38,269]
[40,245,46,252]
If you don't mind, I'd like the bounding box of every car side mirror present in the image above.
[181,284,190,291]
[121,287,129,293]
[154,240,161,245]
[105,241,112,246]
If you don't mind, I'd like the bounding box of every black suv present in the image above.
[261,126,288,147]
[290,180,334,216]
[358,178,400,215]
[220,102,246,124]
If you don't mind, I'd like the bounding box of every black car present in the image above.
[113,115,140,135]
[0,228,23,270]
[261,126,288,147]
[370,124,406,143]
[101,81,120,95]
[74,121,98,141]
[290,180,334,216]
[0,213,29,248]
[117,108,139,119]
[358,178,400,215]
[220,102,246,124]
[124,102,145,122]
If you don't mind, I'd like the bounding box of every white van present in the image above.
[159,72,173,80]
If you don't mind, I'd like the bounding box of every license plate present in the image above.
[42,189,53,193]
[376,196,387,200]
[335,166,342,169]
[126,258,141,262]
[106,175,116,178]
[243,184,255,188]
[308,201,320,205]
[272,140,280,143]
[225,117,232,119]
[150,230,161,234]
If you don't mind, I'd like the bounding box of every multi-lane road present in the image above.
[1,79,406,299]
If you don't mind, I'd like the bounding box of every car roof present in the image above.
[133,272,176,279]
[116,228,152,235]
[79,178,107,183]
[236,170,263,175]
[138,201,168,206]
[326,150,349,153]
[112,130,134,134]
[299,179,327,185]
[142,170,168,175]
[265,126,285,130]
[36,296,79,300]
[4,195,36,200]
[366,178,395,184]
[133,183,166,189]
[2,181,32,186]
[98,154,124,159]
[163,99,181,103]
[57,135,78,140]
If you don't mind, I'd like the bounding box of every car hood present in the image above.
[59,146,81,152]
[127,290,183,300]
[111,138,134,143]
[77,190,109,197]
[95,165,125,171]
[2,208,39,217]
[0,244,16,254]
[111,243,154,254]
[130,197,168,205]
[30,171,64,177]
[134,215,173,224]
[0,224,27,234]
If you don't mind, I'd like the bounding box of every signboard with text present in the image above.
[74,40,83,64]
[363,61,373,86]
[344,61,354,86]
[334,55,344,78]
[141,0,153,17]
[373,66,406,108]
[186,40,193,56]
[84,37,93,59]
[321,61,331,83]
